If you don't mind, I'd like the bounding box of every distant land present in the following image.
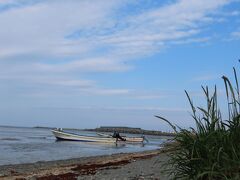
[85,126,176,136]
[33,126,56,129]
[32,125,175,136]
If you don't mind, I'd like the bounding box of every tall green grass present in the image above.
[156,67,240,179]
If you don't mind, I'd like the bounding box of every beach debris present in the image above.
[71,159,130,175]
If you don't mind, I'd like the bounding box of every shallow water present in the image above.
[0,126,167,165]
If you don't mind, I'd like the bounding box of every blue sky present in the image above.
[0,0,240,131]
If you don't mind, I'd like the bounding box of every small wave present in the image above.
[0,138,20,141]
[28,136,47,139]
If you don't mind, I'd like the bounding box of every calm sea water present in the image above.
[0,126,168,166]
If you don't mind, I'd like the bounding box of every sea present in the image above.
[0,126,169,166]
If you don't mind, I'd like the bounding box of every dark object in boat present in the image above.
[112,131,126,141]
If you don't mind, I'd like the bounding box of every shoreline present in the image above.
[0,146,173,179]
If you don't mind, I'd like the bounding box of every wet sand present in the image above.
[0,145,173,180]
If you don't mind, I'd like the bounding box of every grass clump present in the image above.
[156,67,240,179]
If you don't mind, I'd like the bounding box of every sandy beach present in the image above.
[0,145,172,180]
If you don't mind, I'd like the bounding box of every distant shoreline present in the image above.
[0,125,175,136]
[35,126,176,136]
[85,126,176,136]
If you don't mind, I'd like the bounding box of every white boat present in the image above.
[52,129,117,143]
[96,132,114,137]
[96,132,145,143]
[125,137,145,143]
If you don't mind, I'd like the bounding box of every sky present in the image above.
[0,0,240,131]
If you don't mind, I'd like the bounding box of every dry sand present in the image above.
[0,146,173,180]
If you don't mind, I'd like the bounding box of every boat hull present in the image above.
[125,137,144,143]
[52,130,117,143]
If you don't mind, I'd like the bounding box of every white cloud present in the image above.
[231,11,240,16]
[72,0,232,59]
[24,87,131,97]
[192,74,219,82]
[0,0,237,97]
[35,58,131,73]
[80,106,189,112]
[225,28,240,41]
[130,95,166,100]
[0,0,16,5]
[0,0,120,58]
[0,73,95,88]
[39,79,94,88]
[0,0,233,61]
[231,30,240,39]
[170,37,211,45]
[84,88,131,95]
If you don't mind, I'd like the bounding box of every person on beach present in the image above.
[112,131,126,141]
